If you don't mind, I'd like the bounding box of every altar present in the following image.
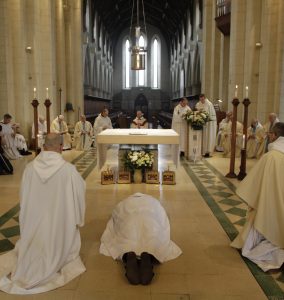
[96,129,180,169]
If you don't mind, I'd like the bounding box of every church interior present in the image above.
[0,0,284,299]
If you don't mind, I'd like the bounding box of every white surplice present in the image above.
[0,151,86,294]
[74,120,93,151]
[195,99,217,155]
[93,114,113,137]
[100,193,182,263]
[231,137,284,271]
[171,104,191,152]
[0,122,21,159]
[50,119,72,150]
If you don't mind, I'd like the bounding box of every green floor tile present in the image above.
[208,185,227,191]
[213,191,234,198]
[234,218,247,226]
[219,198,243,206]
[0,225,20,238]
[198,174,215,179]
[225,207,247,218]
[0,239,15,253]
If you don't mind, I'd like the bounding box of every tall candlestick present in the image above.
[245,86,249,98]
[234,85,238,98]
[33,87,37,99]
[46,87,49,99]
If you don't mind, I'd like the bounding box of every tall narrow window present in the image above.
[138,35,145,86]
[125,39,130,88]
[153,39,158,88]
[151,37,160,88]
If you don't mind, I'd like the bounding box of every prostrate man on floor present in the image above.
[195,94,217,157]
[100,193,182,285]
[74,115,93,151]
[171,97,191,156]
[231,122,284,272]
[131,110,148,129]
[0,133,86,294]
[51,115,72,150]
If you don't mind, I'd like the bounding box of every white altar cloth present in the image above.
[188,127,203,162]
[96,129,180,169]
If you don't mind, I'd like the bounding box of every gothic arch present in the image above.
[134,94,148,118]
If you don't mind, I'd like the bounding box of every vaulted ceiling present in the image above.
[88,0,197,47]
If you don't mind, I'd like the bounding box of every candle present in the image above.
[33,87,37,99]
[46,87,49,99]
[242,134,245,149]
[245,86,249,98]
[234,85,238,98]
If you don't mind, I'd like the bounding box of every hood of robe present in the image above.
[268,136,284,154]
[33,151,66,183]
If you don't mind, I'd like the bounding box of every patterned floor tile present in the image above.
[225,207,247,218]
[0,239,14,252]
[213,191,234,198]
[0,225,20,238]
[218,198,243,206]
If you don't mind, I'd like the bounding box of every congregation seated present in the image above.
[131,111,148,129]
[0,133,86,294]
[32,115,47,150]
[246,119,265,159]
[216,111,232,152]
[220,113,243,157]
[100,193,182,285]
[0,114,31,159]
[74,115,93,151]
[50,115,72,150]
[231,122,284,272]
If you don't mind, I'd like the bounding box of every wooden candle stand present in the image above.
[226,98,240,178]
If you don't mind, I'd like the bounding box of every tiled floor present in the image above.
[0,148,282,299]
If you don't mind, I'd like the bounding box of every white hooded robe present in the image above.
[0,151,86,294]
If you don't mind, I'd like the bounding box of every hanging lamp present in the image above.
[129,0,147,70]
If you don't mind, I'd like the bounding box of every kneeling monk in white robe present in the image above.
[0,133,86,294]
[100,193,182,285]
[231,122,284,272]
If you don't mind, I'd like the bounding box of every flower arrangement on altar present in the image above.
[183,110,210,130]
[124,150,154,170]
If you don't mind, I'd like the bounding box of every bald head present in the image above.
[43,133,62,153]
[268,113,277,123]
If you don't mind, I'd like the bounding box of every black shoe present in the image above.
[203,153,210,158]
[123,252,140,285]
[140,252,154,285]
[180,151,185,157]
